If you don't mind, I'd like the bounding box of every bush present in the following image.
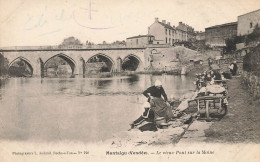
[225,24,260,54]
[224,38,236,53]
[246,24,260,44]
[243,44,260,76]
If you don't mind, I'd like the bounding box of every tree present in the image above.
[111,40,126,46]
[243,44,260,76]
[224,38,236,54]
[0,53,9,76]
[246,24,260,44]
[60,37,83,46]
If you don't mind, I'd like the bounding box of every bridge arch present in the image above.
[9,56,32,67]
[8,57,33,77]
[86,53,115,72]
[44,53,76,77]
[122,54,142,71]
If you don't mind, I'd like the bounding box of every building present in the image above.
[205,22,237,47]
[126,35,154,47]
[148,18,196,45]
[176,29,186,42]
[195,31,205,41]
[176,22,196,42]
[237,9,260,36]
[148,18,176,45]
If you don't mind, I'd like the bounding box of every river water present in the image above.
[0,74,194,143]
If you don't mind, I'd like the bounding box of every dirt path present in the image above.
[204,77,260,143]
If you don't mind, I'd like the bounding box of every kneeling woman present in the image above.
[143,80,173,121]
[130,102,157,131]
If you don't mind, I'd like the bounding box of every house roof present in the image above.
[176,27,187,32]
[158,22,175,30]
[126,34,154,39]
[238,9,260,17]
[205,22,237,30]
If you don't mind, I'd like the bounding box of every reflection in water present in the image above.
[126,74,139,83]
[0,74,195,143]
[0,79,7,100]
[89,79,113,89]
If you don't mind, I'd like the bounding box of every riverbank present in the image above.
[0,76,8,80]
[105,91,199,147]
[105,69,260,146]
[106,112,196,147]
[204,77,260,143]
[0,76,8,87]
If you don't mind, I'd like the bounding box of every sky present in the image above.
[0,0,259,47]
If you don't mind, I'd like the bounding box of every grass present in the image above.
[204,77,260,143]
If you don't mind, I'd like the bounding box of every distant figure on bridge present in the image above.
[229,61,238,76]
[143,80,173,121]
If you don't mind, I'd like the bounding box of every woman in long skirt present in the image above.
[143,80,174,121]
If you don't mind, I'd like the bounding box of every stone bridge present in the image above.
[0,47,153,77]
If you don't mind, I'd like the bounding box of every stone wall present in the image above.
[147,46,200,71]
[241,71,260,100]
[205,22,237,47]
[237,9,260,36]
[85,62,107,74]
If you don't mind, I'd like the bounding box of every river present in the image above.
[0,74,195,143]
